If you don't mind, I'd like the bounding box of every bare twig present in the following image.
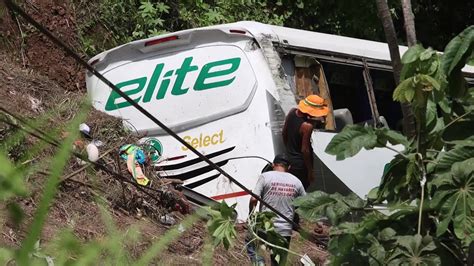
[14,15,26,68]
[60,145,118,183]
[247,212,306,260]
[443,110,472,130]
[384,145,409,159]
[2,232,19,247]
[415,153,426,235]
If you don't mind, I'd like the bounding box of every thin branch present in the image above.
[384,145,409,159]
[439,242,464,264]
[247,213,307,261]
[60,145,118,183]
[249,227,304,259]
[416,153,426,235]
[443,110,472,130]
[14,15,26,68]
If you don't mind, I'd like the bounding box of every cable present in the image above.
[4,0,304,231]
[226,156,272,164]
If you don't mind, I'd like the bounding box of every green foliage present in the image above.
[325,125,409,160]
[296,26,474,264]
[99,0,170,44]
[441,26,474,99]
[393,74,441,105]
[441,26,474,78]
[78,0,293,56]
[431,159,474,244]
[248,211,290,265]
[375,153,423,203]
[178,0,291,28]
[294,191,364,224]
[16,103,89,264]
[392,234,441,265]
[202,201,237,249]
[436,146,474,173]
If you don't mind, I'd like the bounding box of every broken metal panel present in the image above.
[362,59,381,127]
[254,35,296,115]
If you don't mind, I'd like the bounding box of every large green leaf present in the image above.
[325,125,408,160]
[393,77,416,103]
[441,25,474,76]
[376,154,422,203]
[437,146,474,173]
[205,201,237,249]
[375,128,410,147]
[400,60,417,81]
[325,125,378,160]
[393,235,441,265]
[441,26,474,98]
[393,74,440,106]
[432,159,474,245]
[419,48,436,61]
[402,44,425,64]
[294,191,364,224]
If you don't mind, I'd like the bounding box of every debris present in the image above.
[119,144,147,164]
[300,254,315,266]
[79,123,91,139]
[119,144,151,186]
[28,95,43,113]
[159,214,176,225]
[91,139,103,147]
[126,152,150,186]
[86,143,99,162]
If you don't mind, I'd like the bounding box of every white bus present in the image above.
[86,21,474,220]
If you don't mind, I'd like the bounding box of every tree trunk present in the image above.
[401,0,417,46]
[375,0,416,137]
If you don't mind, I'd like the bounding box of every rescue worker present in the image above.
[247,154,306,265]
[282,94,329,189]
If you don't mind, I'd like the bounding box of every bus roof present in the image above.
[89,21,474,74]
[236,21,474,74]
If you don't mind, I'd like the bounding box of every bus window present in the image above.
[281,55,336,130]
[321,62,373,125]
[371,69,403,130]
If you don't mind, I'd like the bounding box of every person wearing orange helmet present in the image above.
[282,95,329,189]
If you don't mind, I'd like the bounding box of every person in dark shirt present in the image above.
[282,94,329,189]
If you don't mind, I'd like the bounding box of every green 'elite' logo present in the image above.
[105,56,241,111]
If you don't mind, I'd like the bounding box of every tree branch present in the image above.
[384,145,409,159]
[443,110,472,130]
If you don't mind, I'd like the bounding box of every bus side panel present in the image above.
[153,45,277,220]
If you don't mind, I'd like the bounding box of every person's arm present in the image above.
[297,182,307,197]
[282,108,294,146]
[300,122,314,184]
[249,197,258,215]
[249,175,265,215]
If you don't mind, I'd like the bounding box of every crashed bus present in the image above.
[86,21,474,220]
